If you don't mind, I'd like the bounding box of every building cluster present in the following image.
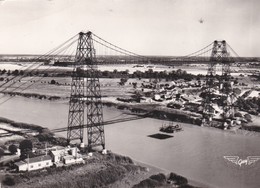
[132,80,202,105]
[14,146,84,172]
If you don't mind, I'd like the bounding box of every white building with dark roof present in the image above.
[15,155,53,172]
[50,147,80,164]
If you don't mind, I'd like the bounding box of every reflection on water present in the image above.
[0,96,259,188]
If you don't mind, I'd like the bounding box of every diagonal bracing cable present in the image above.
[0,34,78,91]
[0,36,78,104]
[0,37,78,94]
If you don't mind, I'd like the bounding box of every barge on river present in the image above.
[160,122,183,133]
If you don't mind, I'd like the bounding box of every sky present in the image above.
[0,0,259,57]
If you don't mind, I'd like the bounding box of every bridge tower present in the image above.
[219,41,234,119]
[203,40,234,125]
[67,31,105,150]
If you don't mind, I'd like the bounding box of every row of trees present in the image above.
[99,68,196,81]
[0,68,198,81]
[0,69,25,76]
[0,69,49,77]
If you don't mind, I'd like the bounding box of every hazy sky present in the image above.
[0,0,259,56]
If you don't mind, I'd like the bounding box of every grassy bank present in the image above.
[0,117,67,147]
[0,117,44,132]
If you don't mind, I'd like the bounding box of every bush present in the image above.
[168,172,188,186]
[106,153,134,164]
[133,178,163,188]
[8,144,18,154]
[149,173,167,183]
[133,173,167,188]
[234,112,242,117]
[50,79,56,84]
[244,114,252,122]
[119,78,128,86]
[36,132,54,142]
[2,175,16,186]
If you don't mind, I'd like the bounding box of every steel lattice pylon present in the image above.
[203,40,234,124]
[67,31,105,149]
[67,72,84,143]
[220,41,234,119]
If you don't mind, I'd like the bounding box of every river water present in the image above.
[0,95,259,188]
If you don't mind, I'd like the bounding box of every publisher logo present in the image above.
[223,156,260,168]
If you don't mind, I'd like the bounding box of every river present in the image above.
[0,95,259,188]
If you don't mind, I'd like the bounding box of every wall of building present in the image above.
[27,160,53,171]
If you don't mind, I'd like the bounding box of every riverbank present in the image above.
[1,90,260,136]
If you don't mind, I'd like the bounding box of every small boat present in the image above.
[160,122,182,133]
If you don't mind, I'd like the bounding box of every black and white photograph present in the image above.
[0,0,259,187]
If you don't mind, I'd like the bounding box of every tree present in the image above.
[102,70,108,77]
[8,144,18,154]
[119,78,128,86]
[12,69,19,76]
[133,70,143,79]
[19,70,25,76]
[113,69,118,74]
[1,69,6,74]
[145,69,154,78]
[19,139,33,152]
[3,176,15,186]
[132,82,137,89]
[50,79,56,84]
[36,129,54,142]
[122,69,129,76]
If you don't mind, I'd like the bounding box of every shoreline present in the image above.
[1,92,260,137]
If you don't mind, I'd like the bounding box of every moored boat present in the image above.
[160,122,183,133]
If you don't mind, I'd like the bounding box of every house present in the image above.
[50,149,67,163]
[50,147,82,165]
[15,147,83,171]
[15,155,53,172]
